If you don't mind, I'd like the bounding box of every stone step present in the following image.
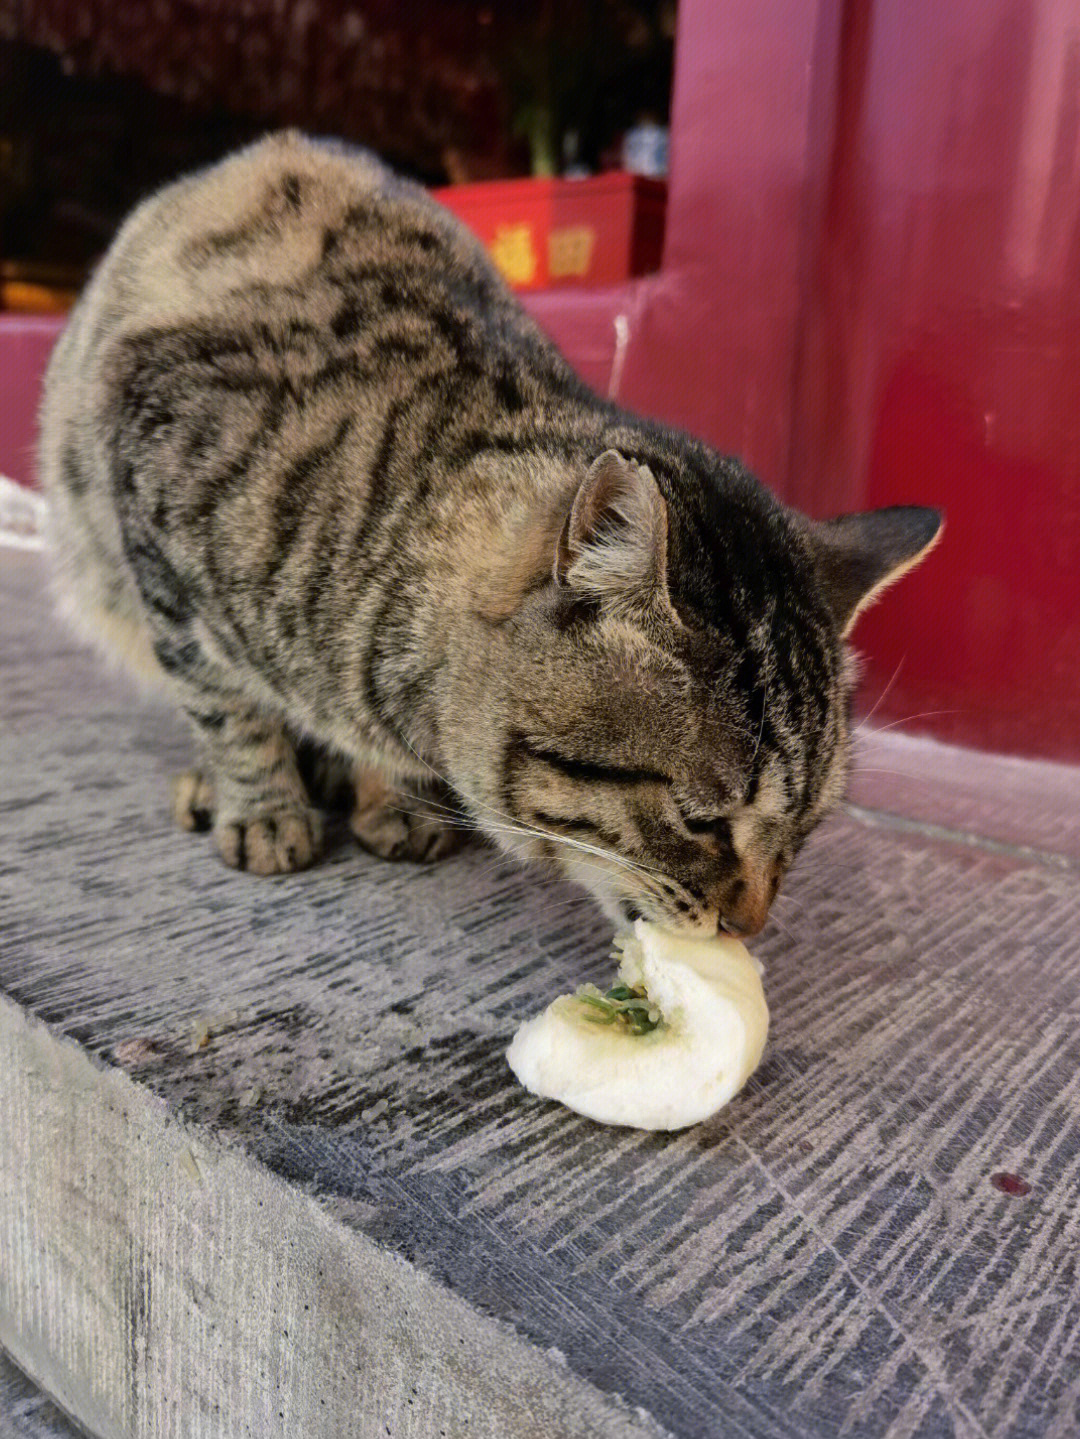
[0,1351,90,1439]
[3,546,1079,1439]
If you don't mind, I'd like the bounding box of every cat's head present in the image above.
[461,446,941,937]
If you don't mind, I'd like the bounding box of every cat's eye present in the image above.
[681,814,720,834]
[679,812,732,842]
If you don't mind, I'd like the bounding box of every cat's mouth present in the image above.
[619,895,728,940]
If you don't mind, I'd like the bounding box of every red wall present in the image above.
[790,0,1080,758]
[0,316,60,499]
[4,0,1079,758]
[538,0,1080,760]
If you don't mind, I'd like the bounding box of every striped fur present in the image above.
[39,131,941,927]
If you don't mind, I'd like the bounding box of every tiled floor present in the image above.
[2,544,1079,1438]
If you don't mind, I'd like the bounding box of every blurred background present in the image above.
[1,0,1078,761]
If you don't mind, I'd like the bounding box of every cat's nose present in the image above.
[717,875,770,938]
[719,914,766,940]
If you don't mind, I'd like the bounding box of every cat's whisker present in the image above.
[388,797,651,888]
[393,746,779,930]
[459,797,663,883]
[521,821,671,884]
[748,605,776,767]
[395,734,670,886]
[379,802,479,836]
[382,795,478,827]
[859,709,960,737]
[371,799,634,888]
[766,908,799,943]
[855,653,906,733]
[750,670,769,768]
[457,834,701,932]
[532,841,693,920]
[523,825,673,887]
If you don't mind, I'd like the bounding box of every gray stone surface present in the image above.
[0,1351,88,1438]
[2,544,1080,1439]
[848,729,1080,868]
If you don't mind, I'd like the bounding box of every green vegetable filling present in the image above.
[574,981,663,1035]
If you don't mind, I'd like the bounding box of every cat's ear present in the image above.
[810,506,943,635]
[553,450,670,611]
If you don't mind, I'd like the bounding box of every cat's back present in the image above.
[42,129,557,463]
[37,133,522,668]
[53,132,470,352]
[41,134,383,449]
[39,132,581,676]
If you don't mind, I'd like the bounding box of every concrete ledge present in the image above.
[0,997,663,1439]
[0,1348,86,1438]
[3,547,1080,1439]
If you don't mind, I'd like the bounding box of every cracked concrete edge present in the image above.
[0,995,672,1439]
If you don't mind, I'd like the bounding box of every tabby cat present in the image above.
[40,132,941,938]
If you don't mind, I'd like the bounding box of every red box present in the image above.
[431,173,667,291]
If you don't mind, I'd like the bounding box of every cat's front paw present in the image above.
[214,807,323,875]
[350,795,466,863]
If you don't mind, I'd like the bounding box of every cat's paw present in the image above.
[172,770,216,833]
[350,795,466,863]
[214,807,323,875]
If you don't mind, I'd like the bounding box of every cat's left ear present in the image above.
[553,450,671,612]
[810,506,944,636]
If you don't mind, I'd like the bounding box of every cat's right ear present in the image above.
[809,506,944,636]
[553,451,671,614]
